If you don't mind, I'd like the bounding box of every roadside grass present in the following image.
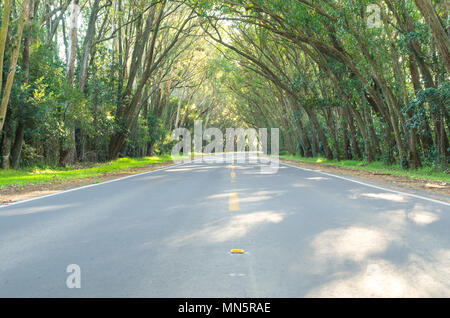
[2,153,448,189]
[280,155,450,183]
[0,155,174,189]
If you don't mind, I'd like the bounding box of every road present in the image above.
[0,153,449,297]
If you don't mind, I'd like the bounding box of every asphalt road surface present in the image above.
[0,153,449,297]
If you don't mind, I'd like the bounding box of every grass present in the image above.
[0,155,174,189]
[280,155,450,183]
[2,153,448,189]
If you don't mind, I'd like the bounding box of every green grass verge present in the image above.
[0,155,174,189]
[2,154,448,189]
[280,155,450,183]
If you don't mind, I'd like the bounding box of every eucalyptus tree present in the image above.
[192,0,449,168]
[0,0,28,133]
[108,0,200,159]
[0,0,447,171]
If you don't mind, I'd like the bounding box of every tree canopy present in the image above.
[0,0,448,170]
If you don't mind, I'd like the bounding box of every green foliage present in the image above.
[0,0,448,176]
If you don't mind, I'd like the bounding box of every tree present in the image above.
[0,0,28,132]
[414,0,450,72]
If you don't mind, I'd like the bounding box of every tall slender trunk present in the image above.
[0,0,28,132]
[383,14,422,168]
[414,0,450,72]
[59,0,79,166]
[1,122,12,169]
[408,55,434,156]
[10,121,25,169]
[352,29,408,165]
[323,108,341,160]
[339,108,351,160]
[303,107,333,159]
[78,0,101,92]
[0,0,13,98]
[345,107,362,160]
[310,128,319,158]
[10,0,35,169]
[286,94,312,157]
[296,118,312,157]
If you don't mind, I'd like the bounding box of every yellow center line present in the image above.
[228,192,240,211]
[231,172,236,178]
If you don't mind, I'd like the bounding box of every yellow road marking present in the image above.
[230,249,244,254]
[228,192,240,211]
[231,172,236,178]
[231,180,236,183]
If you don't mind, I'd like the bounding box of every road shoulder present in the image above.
[0,161,177,205]
[281,158,450,203]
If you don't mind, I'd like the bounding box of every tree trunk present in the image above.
[346,108,362,160]
[59,0,79,166]
[10,0,35,169]
[414,0,450,72]
[296,118,313,157]
[0,0,28,132]
[323,108,341,160]
[0,0,12,98]
[310,127,319,157]
[66,0,79,87]
[1,123,12,169]
[10,121,25,169]
[303,107,333,159]
[78,0,101,92]
[339,108,351,160]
